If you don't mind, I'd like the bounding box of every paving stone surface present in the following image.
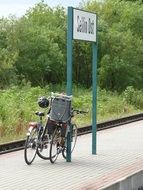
[1,120,143,190]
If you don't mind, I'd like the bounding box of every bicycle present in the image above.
[49,108,87,163]
[24,111,52,165]
[24,97,51,165]
[24,92,87,165]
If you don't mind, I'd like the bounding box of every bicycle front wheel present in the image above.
[24,127,38,165]
[49,128,61,163]
[62,124,78,159]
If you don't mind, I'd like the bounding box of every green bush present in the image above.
[122,86,143,109]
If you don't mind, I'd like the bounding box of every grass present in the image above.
[0,84,142,143]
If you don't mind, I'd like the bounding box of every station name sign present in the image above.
[73,9,97,42]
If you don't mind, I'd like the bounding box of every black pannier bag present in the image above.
[46,119,67,137]
[49,94,72,123]
[46,119,56,135]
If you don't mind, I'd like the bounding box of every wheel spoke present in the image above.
[50,128,61,163]
[62,124,77,159]
[37,135,50,160]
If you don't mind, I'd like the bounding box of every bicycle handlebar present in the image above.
[71,109,88,116]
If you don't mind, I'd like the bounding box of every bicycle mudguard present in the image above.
[26,122,38,136]
[29,122,38,128]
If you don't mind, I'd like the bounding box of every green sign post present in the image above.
[66,7,97,162]
[66,7,73,162]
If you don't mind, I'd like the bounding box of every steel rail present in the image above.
[0,113,143,155]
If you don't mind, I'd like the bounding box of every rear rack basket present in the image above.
[49,92,72,123]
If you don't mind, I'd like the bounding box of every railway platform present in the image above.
[1,120,143,190]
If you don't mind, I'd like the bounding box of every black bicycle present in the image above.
[24,96,51,165]
[49,109,87,163]
[24,111,52,165]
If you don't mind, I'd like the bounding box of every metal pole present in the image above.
[92,42,97,154]
[66,7,73,162]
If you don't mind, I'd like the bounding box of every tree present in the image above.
[0,18,18,88]
[10,2,67,86]
[84,0,143,91]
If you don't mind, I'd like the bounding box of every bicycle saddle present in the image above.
[35,111,45,117]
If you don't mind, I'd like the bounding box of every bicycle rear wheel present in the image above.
[62,124,78,159]
[24,127,38,165]
[37,135,50,160]
[49,128,61,163]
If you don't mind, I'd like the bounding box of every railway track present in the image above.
[0,113,143,155]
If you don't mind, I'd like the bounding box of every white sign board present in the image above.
[73,9,97,42]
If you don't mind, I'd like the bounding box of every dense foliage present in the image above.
[0,2,67,87]
[84,0,143,91]
[0,0,142,90]
[0,85,142,143]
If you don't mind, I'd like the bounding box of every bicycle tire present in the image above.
[37,135,50,160]
[49,127,61,163]
[62,124,78,159]
[24,127,38,165]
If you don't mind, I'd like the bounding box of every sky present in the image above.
[0,0,86,18]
